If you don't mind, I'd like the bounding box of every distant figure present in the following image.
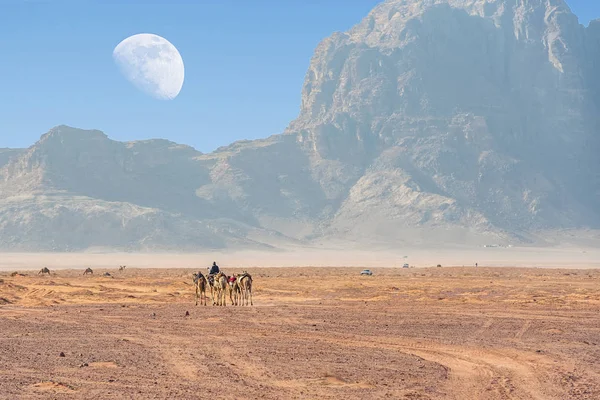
[83,267,93,275]
[476,263,478,268]
[209,261,220,275]
[38,267,50,275]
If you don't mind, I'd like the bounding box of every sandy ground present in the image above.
[1,265,600,399]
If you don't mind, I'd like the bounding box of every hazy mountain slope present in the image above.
[1,0,598,251]
[0,127,301,251]
[0,149,25,169]
[284,0,600,243]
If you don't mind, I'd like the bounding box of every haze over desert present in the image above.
[2,0,600,398]
[2,256,600,399]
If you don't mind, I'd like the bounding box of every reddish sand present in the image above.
[1,266,600,399]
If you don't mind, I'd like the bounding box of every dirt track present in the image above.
[1,266,600,399]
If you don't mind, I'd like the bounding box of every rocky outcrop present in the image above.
[286,0,600,242]
[1,0,598,251]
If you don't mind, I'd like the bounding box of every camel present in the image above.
[38,267,50,275]
[193,272,207,306]
[237,271,253,306]
[227,274,241,306]
[210,272,228,306]
[206,274,216,304]
[118,265,126,271]
[83,268,93,275]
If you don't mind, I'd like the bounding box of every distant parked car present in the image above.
[402,263,409,268]
[360,269,373,276]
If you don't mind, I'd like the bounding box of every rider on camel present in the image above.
[209,261,220,275]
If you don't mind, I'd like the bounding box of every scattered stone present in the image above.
[185,311,190,316]
[59,352,65,357]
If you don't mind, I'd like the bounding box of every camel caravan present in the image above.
[193,262,253,307]
[33,261,251,307]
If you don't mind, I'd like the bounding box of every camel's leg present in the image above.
[195,285,198,306]
[249,284,253,306]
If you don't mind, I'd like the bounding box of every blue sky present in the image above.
[0,0,598,153]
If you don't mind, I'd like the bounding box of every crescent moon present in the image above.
[113,33,185,100]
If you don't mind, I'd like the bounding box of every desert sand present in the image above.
[1,257,600,399]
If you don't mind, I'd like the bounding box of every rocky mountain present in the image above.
[295,0,600,244]
[1,0,599,251]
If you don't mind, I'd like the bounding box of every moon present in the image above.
[113,33,184,100]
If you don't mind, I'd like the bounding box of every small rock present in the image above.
[185,311,190,316]
[59,352,65,357]
[79,363,88,368]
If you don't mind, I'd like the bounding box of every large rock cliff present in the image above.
[1,0,598,251]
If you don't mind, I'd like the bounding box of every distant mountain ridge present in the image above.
[1,0,598,251]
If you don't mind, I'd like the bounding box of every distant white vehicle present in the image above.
[360,269,373,276]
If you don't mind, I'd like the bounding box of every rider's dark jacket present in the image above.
[209,264,220,274]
